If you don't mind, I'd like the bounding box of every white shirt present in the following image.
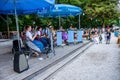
[26,31,32,40]
[37,31,41,36]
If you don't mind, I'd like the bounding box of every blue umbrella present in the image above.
[0,0,55,51]
[38,4,82,28]
[38,4,82,17]
[0,0,55,15]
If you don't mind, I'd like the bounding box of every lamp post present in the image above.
[79,13,85,29]
[79,15,80,29]
[59,16,61,27]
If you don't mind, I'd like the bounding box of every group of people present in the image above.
[21,25,53,56]
[21,24,118,57]
[21,24,84,57]
[83,27,112,44]
[22,25,113,57]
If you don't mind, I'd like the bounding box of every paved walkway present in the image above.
[0,39,12,55]
[44,33,120,80]
[0,38,89,80]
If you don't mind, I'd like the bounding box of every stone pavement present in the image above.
[0,39,13,73]
[0,39,13,55]
[0,38,89,80]
[43,33,120,80]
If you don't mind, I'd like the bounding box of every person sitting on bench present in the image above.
[25,25,44,56]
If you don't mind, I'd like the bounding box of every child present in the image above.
[99,35,103,44]
[94,32,99,44]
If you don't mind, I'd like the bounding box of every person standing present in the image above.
[106,29,111,44]
[99,34,103,44]
[94,32,99,44]
[116,28,120,45]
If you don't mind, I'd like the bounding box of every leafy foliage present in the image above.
[0,0,119,35]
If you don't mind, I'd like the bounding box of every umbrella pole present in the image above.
[14,0,21,51]
[79,15,80,29]
[59,16,61,28]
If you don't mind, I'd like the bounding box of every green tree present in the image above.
[0,0,120,35]
[84,0,119,27]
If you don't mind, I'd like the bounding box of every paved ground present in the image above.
[44,33,120,80]
[0,39,12,55]
[0,33,120,80]
[0,38,89,80]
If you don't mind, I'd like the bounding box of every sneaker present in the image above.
[38,57,44,60]
[61,44,66,46]
[26,55,29,59]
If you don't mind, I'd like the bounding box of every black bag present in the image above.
[13,39,21,51]
[13,51,29,73]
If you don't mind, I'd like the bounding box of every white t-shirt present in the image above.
[26,31,32,40]
[37,31,41,36]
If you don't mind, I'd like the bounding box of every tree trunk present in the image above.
[68,0,71,4]
[102,19,105,28]
[7,15,10,39]
[57,0,60,4]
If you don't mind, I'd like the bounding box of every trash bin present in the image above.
[10,31,18,39]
